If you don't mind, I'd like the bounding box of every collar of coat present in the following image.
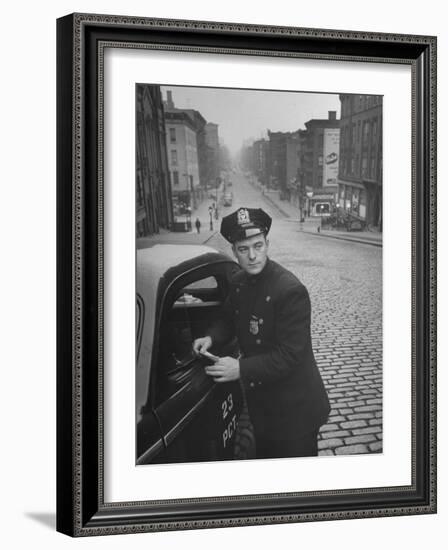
[244,257,274,286]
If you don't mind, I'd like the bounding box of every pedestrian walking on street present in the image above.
[208,206,214,231]
[193,207,330,459]
[195,217,201,234]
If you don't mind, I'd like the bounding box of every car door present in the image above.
[138,260,243,465]
[136,294,165,464]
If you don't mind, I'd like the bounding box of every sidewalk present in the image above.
[136,228,218,250]
[259,185,382,248]
[298,221,383,247]
[137,195,221,250]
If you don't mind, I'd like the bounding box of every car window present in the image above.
[174,275,219,307]
[154,272,226,403]
[165,275,220,366]
[183,276,217,291]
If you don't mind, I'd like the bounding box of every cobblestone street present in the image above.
[139,171,383,456]
[279,232,382,456]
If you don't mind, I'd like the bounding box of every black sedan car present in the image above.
[136,244,250,465]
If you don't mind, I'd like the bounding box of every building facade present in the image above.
[183,108,208,190]
[302,111,340,190]
[164,92,201,212]
[204,122,220,184]
[136,84,173,237]
[338,94,383,228]
[300,111,340,216]
[252,138,269,186]
[267,130,301,198]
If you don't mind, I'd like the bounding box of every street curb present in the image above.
[261,188,382,248]
[253,186,291,218]
[202,230,219,245]
[299,229,383,247]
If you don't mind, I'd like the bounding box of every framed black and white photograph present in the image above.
[135,84,383,467]
[56,13,436,537]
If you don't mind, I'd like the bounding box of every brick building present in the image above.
[252,138,269,186]
[302,111,340,190]
[164,91,201,211]
[205,123,220,184]
[267,130,301,198]
[300,111,340,216]
[338,95,383,228]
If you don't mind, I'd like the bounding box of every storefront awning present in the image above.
[311,194,335,201]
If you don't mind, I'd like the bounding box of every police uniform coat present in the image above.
[209,258,330,451]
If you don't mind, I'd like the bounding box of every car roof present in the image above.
[137,244,234,309]
[137,244,228,284]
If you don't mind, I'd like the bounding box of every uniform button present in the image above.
[236,288,240,293]
[235,309,239,315]
[249,382,255,388]
[256,339,261,345]
[259,318,263,325]
[265,296,271,302]
[258,381,262,386]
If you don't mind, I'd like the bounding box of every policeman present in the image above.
[193,207,330,459]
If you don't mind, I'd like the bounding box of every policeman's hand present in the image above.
[205,356,240,383]
[192,336,212,355]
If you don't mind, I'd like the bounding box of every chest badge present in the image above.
[249,315,260,335]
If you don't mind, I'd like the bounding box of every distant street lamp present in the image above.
[215,176,221,205]
[306,191,313,218]
[186,206,192,230]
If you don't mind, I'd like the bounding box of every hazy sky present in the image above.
[161,85,340,156]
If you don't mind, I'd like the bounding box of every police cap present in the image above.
[220,207,272,243]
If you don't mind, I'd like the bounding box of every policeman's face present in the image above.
[232,233,269,275]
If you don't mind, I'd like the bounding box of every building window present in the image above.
[372,118,378,140]
[350,155,355,175]
[172,171,179,185]
[136,172,144,207]
[362,120,370,148]
[370,155,376,179]
[169,127,176,143]
[171,149,178,165]
[361,154,368,178]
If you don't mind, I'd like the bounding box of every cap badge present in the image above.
[237,208,250,225]
[249,315,260,335]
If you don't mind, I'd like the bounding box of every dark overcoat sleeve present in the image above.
[240,282,312,386]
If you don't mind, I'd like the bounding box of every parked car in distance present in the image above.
[223,192,233,207]
[136,244,245,465]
